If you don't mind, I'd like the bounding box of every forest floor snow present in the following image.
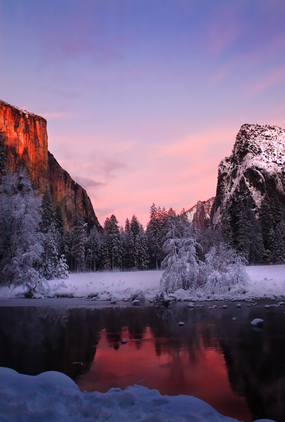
[0,265,284,302]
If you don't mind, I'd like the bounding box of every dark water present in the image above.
[0,301,285,421]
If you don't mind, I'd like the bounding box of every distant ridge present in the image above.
[185,197,215,229]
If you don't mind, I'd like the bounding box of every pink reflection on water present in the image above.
[77,327,251,422]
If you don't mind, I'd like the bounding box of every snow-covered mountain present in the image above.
[211,124,285,263]
[185,197,215,229]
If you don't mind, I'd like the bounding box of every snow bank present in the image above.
[0,367,243,422]
[0,265,284,303]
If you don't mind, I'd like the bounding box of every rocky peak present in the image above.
[185,197,215,229]
[211,124,285,263]
[232,124,285,167]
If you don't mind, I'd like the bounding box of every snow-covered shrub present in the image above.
[160,212,249,295]
[42,255,69,280]
[201,242,249,294]
[0,171,44,290]
[160,215,202,292]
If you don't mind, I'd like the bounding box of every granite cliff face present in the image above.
[0,100,101,230]
[211,124,285,263]
[185,197,214,229]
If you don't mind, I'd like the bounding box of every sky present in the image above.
[1,0,285,226]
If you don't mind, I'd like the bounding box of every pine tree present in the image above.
[146,204,168,269]
[134,231,150,269]
[71,217,87,273]
[40,190,59,278]
[160,221,200,292]
[130,215,141,237]
[85,226,101,271]
[101,239,111,270]
[55,205,65,256]
[229,183,265,263]
[64,230,73,270]
[122,218,135,269]
[103,215,122,270]
[260,198,274,262]
[40,190,54,232]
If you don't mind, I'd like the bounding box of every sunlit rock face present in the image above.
[0,100,49,188]
[0,100,101,230]
[185,197,215,229]
[211,124,285,263]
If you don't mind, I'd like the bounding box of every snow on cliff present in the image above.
[212,124,285,226]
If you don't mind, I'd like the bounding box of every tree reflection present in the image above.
[0,302,285,421]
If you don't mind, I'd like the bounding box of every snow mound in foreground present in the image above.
[0,367,245,422]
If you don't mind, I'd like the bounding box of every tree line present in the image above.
[0,128,248,296]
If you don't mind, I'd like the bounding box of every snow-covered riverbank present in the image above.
[0,367,268,422]
[0,265,284,303]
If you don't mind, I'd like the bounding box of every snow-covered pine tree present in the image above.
[202,242,249,294]
[85,226,101,271]
[229,184,265,263]
[130,214,144,268]
[40,190,54,232]
[71,217,87,273]
[101,239,111,270]
[64,230,73,270]
[0,170,44,293]
[55,255,69,279]
[122,218,135,269]
[146,204,167,269]
[40,190,60,279]
[134,231,150,269]
[160,213,201,292]
[55,205,65,256]
[120,225,128,270]
[130,215,141,237]
[103,215,122,270]
[160,214,248,295]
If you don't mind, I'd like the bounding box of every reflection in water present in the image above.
[0,303,284,421]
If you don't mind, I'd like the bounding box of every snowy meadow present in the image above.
[0,265,284,303]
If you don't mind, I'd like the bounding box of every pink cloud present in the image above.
[206,4,242,55]
[247,64,285,97]
[72,127,236,226]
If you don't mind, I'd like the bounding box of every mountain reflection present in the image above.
[0,302,284,421]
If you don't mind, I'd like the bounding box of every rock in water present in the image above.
[250,318,264,327]
[211,124,285,264]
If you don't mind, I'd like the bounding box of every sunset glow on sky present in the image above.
[1,0,285,225]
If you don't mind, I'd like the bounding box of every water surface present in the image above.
[0,300,284,421]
